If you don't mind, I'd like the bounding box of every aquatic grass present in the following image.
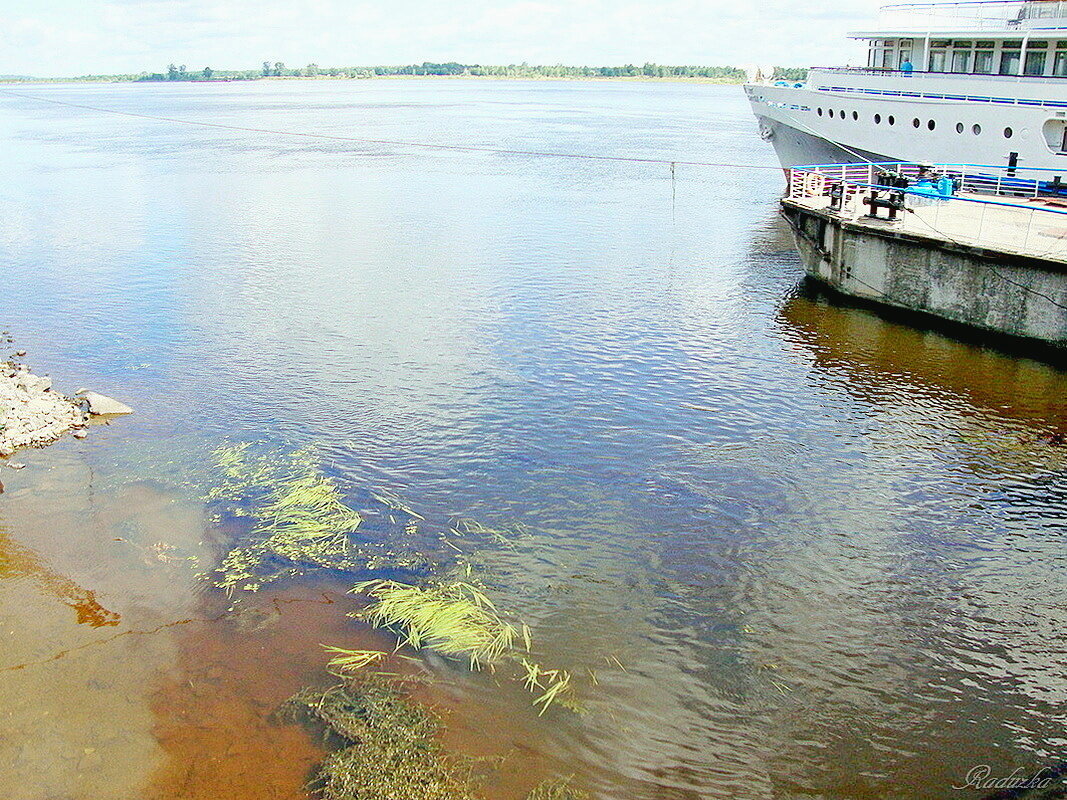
[209,446,365,593]
[352,579,578,714]
[353,580,517,669]
[531,669,572,716]
[283,678,483,800]
[323,646,389,674]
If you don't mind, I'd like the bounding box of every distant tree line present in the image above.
[72,61,809,84]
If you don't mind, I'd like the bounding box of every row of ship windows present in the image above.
[815,107,1015,139]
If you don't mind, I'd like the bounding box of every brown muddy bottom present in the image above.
[144,584,345,800]
[0,448,571,800]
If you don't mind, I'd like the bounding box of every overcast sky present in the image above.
[2,0,885,77]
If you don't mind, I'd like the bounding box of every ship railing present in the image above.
[810,65,1067,80]
[787,161,1067,259]
[879,1,1067,30]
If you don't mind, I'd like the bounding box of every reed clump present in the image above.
[208,444,364,592]
[354,580,517,668]
[283,677,482,800]
[350,579,576,714]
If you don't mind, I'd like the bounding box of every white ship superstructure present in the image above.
[746,0,1067,171]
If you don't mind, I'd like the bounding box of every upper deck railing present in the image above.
[791,161,1067,197]
[879,1,1067,30]
[786,161,1067,259]
[810,65,1067,82]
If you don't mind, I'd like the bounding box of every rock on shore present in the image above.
[0,360,88,456]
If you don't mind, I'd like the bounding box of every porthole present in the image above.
[956,122,965,133]
[913,118,921,128]
[875,113,882,124]
[889,115,896,125]
[840,110,846,119]
[1004,126,1014,139]
[818,108,823,116]
[928,120,936,131]
[852,111,859,121]
[973,123,982,135]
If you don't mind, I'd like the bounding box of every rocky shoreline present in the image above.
[0,358,87,458]
[0,354,132,464]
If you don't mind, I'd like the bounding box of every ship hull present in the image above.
[752,114,894,169]
[745,78,1067,174]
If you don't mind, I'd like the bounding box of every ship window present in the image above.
[1055,48,1067,76]
[974,50,995,74]
[840,110,846,119]
[818,107,823,116]
[956,122,965,133]
[928,120,936,131]
[929,49,949,72]
[875,113,882,124]
[889,115,896,125]
[973,123,982,135]
[1004,126,1014,138]
[1000,49,1022,75]
[852,111,859,121]
[913,117,921,128]
[951,50,972,73]
[1025,48,1048,76]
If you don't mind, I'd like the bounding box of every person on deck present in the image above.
[901,59,914,75]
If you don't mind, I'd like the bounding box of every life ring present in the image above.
[803,171,826,196]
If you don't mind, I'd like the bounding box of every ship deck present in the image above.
[786,191,1067,265]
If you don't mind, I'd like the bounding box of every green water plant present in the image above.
[323,646,389,674]
[208,444,365,592]
[350,579,577,714]
[283,677,483,800]
[354,579,518,669]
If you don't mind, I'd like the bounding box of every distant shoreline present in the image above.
[1,64,805,86]
[2,75,754,85]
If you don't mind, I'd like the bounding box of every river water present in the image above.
[0,79,1065,800]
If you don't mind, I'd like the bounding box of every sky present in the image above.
[0,0,884,77]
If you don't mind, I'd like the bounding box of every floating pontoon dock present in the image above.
[781,162,1067,347]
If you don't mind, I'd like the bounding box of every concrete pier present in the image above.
[781,165,1067,348]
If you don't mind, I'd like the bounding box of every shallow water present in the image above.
[1,79,1065,800]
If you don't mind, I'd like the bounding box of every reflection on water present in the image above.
[0,80,1065,800]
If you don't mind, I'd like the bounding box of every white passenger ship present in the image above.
[746,0,1067,171]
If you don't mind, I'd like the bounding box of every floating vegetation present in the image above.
[351,579,577,714]
[448,517,530,550]
[323,646,388,674]
[208,444,366,593]
[354,580,518,669]
[525,777,591,800]
[283,677,483,800]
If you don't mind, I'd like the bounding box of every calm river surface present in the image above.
[1,80,1066,800]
